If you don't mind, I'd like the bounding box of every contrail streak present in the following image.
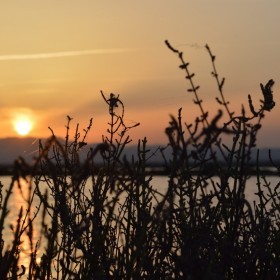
[0,48,133,61]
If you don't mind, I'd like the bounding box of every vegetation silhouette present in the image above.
[0,41,279,279]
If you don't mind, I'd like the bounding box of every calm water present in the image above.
[0,175,279,277]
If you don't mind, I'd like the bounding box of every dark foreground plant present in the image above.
[0,41,279,279]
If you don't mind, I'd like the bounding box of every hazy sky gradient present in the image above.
[0,1,279,146]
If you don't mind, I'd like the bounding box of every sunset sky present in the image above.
[0,1,279,147]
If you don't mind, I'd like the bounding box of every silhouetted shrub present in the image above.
[0,41,279,279]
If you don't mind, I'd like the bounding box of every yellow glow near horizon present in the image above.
[13,117,33,136]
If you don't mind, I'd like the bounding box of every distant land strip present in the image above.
[0,163,279,177]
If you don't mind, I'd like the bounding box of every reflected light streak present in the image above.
[6,178,44,276]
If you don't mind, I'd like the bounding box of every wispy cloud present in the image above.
[0,48,134,61]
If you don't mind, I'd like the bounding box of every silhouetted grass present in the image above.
[0,41,279,279]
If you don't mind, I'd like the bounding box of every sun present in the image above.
[14,118,33,136]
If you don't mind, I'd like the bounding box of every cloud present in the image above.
[0,48,134,61]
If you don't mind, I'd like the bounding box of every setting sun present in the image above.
[14,118,33,136]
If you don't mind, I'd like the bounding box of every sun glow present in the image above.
[14,117,33,136]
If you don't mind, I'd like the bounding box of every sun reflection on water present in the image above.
[2,176,45,278]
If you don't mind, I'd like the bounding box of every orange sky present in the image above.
[0,1,279,147]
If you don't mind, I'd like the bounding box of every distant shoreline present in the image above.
[0,164,279,177]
